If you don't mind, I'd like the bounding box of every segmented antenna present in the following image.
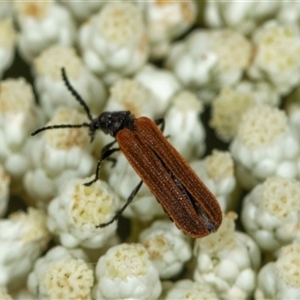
[31,68,93,136]
[61,67,93,122]
[31,123,90,136]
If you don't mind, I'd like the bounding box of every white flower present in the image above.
[136,0,198,59]
[164,90,205,161]
[14,0,76,62]
[166,28,251,103]
[203,1,280,35]
[277,2,300,28]
[0,208,50,290]
[139,220,192,279]
[27,246,93,300]
[79,2,149,85]
[236,80,280,106]
[47,176,120,249]
[0,164,9,217]
[33,45,107,119]
[93,243,162,299]
[210,82,280,142]
[134,64,181,115]
[190,150,236,212]
[24,108,95,207]
[210,86,256,142]
[230,105,299,189]
[255,242,300,299]
[248,20,300,96]
[0,18,16,78]
[105,78,159,119]
[194,212,261,300]
[60,0,104,22]
[163,279,219,300]
[0,77,44,194]
[241,176,300,253]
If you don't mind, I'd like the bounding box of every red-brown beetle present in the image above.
[32,68,222,238]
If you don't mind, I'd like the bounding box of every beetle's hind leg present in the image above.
[96,180,143,228]
[155,118,165,132]
[84,140,120,186]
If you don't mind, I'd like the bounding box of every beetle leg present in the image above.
[96,180,143,228]
[155,118,171,138]
[155,118,165,132]
[84,140,120,186]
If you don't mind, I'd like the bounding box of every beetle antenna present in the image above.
[31,123,90,136]
[61,67,93,122]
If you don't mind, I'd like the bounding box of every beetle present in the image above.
[31,68,222,238]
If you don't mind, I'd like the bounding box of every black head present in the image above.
[90,111,134,138]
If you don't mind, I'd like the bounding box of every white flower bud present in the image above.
[164,279,219,300]
[34,45,106,119]
[194,212,261,300]
[241,177,300,253]
[0,77,43,194]
[93,243,161,299]
[210,87,255,142]
[164,91,205,161]
[60,1,104,22]
[230,105,299,189]
[255,242,300,299]
[135,64,181,116]
[27,246,93,300]
[248,21,300,96]
[191,150,236,212]
[0,208,50,290]
[47,176,119,249]
[166,29,251,103]
[79,2,149,85]
[139,220,192,279]
[137,1,197,59]
[106,78,159,119]
[14,1,76,62]
[203,1,280,35]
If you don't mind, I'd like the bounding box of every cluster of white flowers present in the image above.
[27,246,93,299]
[194,212,261,299]
[47,176,120,249]
[1,1,300,299]
[139,220,192,279]
[210,81,280,142]
[166,28,252,103]
[241,177,300,253]
[230,104,300,190]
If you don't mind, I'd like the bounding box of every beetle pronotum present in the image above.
[32,68,222,238]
